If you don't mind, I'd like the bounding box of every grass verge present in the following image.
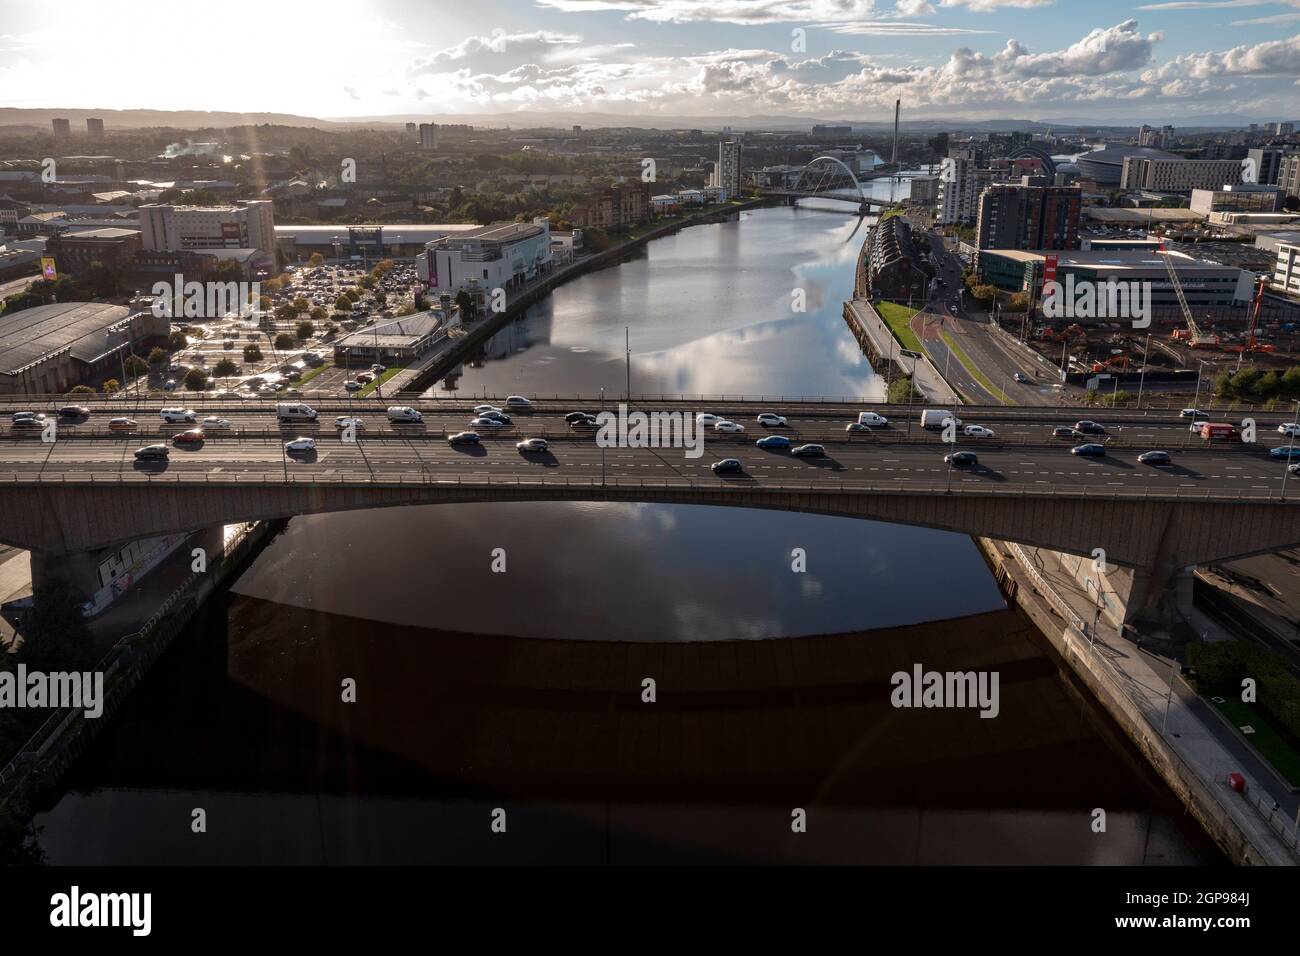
[1210,696,1300,788]
[358,363,408,398]
[875,301,924,353]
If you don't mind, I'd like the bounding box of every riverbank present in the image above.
[401,198,772,395]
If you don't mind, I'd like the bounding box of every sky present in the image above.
[1,0,1299,122]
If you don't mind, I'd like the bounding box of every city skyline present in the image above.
[1,1,1299,123]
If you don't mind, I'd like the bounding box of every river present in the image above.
[31,185,1224,865]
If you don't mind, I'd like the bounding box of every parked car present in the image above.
[1138,451,1171,465]
[711,458,742,473]
[1072,443,1107,457]
[344,381,363,392]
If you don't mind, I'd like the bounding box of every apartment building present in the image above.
[1119,157,1243,193]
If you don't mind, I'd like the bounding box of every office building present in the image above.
[86,118,104,139]
[1119,157,1244,193]
[417,219,553,296]
[713,141,743,196]
[138,200,276,258]
[909,175,940,206]
[1278,122,1295,137]
[1138,125,1175,148]
[51,118,70,137]
[405,122,417,142]
[46,227,142,278]
[1190,183,1281,216]
[1246,147,1286,186]
[975,182,1081,255]
[1279,154,1300,201]
[1274,241,1300,299]
[418,123,439,150]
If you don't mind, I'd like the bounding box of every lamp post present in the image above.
[1136,332,1151,408]
[1183,360,1208,448]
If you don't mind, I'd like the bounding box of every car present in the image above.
[10,412,43,422]
[1072,443,1107,457]
[370,364,387,374]
[962,424,996,438]
[133,444,169,461]
[11,417,43,430]
[162,379,177,391]
[791,444,825,457]
[505,395,532,407]
[1012,372,1028,383]
[857,412,889,427]
[1269,446,1300,460]
[756,435,791,449]
[478,411,512,424]
[711,458,743,473]
[516,438,549,452]
[344,381,363,392]
[159,408,196,423]
[201,417,231,429]
[334,416,365,429]
[564,411,594,424]
[1073,420,1105,434]
[756,413,787,427]
[108,417,137,430]
[387,406,422,423]
[714,420,745,433]
[945,451,978,466]
[58,405,89,418]
[1180,408,1210,419]
[355,373,375,384]
[846,422,872,433]
[284,437,316,453]
[1138,451,1171,465]
[173,427,205,444]
[471,416,506,429]
[1051,426,1075,438]
[570,416,599,429]
[1290,463,1300,476]
[448,431,480,445]
[1277,423,1300,436]
[475,405,504,416]
[696,413,722,426]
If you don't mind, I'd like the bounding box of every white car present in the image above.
[516,438,549,452]
[159,408,196,423]
[1277,423,1300,436]
[714,420,745,433]
[756,413,787,427]
[963,425,996,438]
[471,416,506,429]
[201,417,231,429]
[474,404,503,415]
[334,416,364,429]
[505,395,533,407]
[696,413,722,426]
[284,437,316,453]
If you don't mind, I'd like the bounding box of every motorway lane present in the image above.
[0,432,1294,496]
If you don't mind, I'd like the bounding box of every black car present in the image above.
[1051,426,1075,438]
[1137,451,1171,465]
[570,416,600,429]
[945,451,978,466]
[1073,420,1105,434]
[448,431,480,445]
[564,411,595,424]
[478,411,512,424]
[1072,443,1106,457]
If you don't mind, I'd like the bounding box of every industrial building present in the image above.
[977,248,1254,312]
[417,219,554,296]
[0,302,168,396]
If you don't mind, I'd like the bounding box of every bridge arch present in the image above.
[796,156,868,203]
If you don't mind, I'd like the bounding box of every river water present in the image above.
[32,186,1224,865]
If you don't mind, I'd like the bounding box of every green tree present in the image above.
[147,346,168,366]
[243,344,263,363]
[66,384,95,397]
[295,320,314,340]
[274,333,295,351]
[1213,371,1237,399]
[100,378,120,393]
[291,296,310,314]
[183,367,208,391]
[1281,366,1300,399]
[308,252,324,267]
[213,357,239,382]
[124,354,149,377]
[359,275,376,290]
[309,306,328,321]
[167,330,187,352]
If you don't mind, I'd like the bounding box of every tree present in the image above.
[296,320,314,339]
[274,333,295,351]
[334,294,352,311]
[455,289,475,320]
[308,252,325,267]
[168,330,187,352]
[100,378,120,393]
[359,275,376,290]
[243,344,263,363]
[345,288,361,303]
[1005,293,1029,312]
[274,303,298,322]
[124,354,149,377]
[148,346,168,366]
[291,296,310,314]
[213,357,239,382]
[969,284,997,306]
[20,579,94,671]
[183,367,208,391]
[309,306,328,321]
[66,385,95,397]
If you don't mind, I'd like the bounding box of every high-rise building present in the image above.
[51,118,70,137]
[86,118,104,138]
[1278,154,1300,201]
[975,182,1080,254]
[137,201,276,258]
[713,140,743,196]
[1120,157,1243,192]
[1137,125,1174,148]
[418,123,439,150]
[1277,122,1295,137]
[1246,147,1286,186]
[935,148,992,225]
[405,122,417,142]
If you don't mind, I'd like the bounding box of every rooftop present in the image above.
[0,302,132,374]
[335,311,442,349]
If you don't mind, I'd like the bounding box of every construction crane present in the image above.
[1160,245,1220,348]
[1243,275,1276,353]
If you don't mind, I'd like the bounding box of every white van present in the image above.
[276,403,318,423]
[386,406,423,423]
[159,408,196,423]
[920,409,961,429]
[858,411,889,427]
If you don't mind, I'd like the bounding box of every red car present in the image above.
[172,428,205,445]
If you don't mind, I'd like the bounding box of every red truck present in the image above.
[1199,422,1239,441]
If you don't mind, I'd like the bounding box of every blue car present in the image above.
[756,435,791,449]
[1071,443,1106,457]
[1269,446,1300,459]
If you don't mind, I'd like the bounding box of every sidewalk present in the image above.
[845,299,959,404]
[997,539,1300,864]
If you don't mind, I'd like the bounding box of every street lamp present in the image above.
[1135,332,1151,408]
[1183,360,1209,448]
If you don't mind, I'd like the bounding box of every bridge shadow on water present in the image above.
[36,592,1226,865]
